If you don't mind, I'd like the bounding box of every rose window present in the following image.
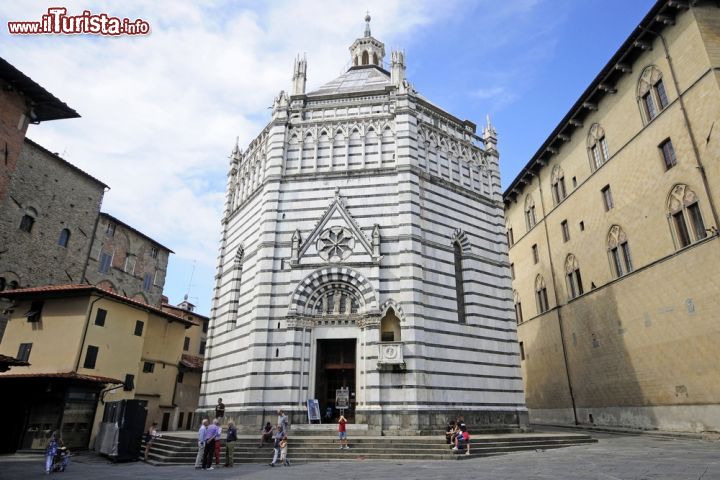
[317,226,355,262]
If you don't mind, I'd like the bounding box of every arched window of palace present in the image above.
[551,165,567,205]
[513,290,523,325]
[607,225,633,278]
[565,254,584,300]
[535,274,550,314]
[638,65,669,123]
[667,184,707,249]
[587,124,610,171]
[524,195,537,231]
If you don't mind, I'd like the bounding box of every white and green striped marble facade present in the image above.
[200,24,527,433]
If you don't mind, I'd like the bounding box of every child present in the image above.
[338,414,349,450]
[279,437,290,466]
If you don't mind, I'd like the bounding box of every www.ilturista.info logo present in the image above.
[8,7,150,36]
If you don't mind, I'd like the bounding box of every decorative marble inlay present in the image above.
[317,226,355,262]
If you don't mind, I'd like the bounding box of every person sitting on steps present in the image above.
[445,420,457,444]
[452,423,471,455]
[258,422,273,447]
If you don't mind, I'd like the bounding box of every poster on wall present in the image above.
[307,399,321,423]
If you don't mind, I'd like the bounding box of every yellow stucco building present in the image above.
[504,0,720,433]
[0,284,196,452]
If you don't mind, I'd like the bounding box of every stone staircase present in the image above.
[144,431,596,465]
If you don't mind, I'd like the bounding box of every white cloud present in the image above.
[0,0,457,311]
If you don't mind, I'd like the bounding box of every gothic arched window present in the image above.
[513,290,523,325]
[535,275,550,314]
[524,195,537,231]
[667,184,707,249]
[453,240,466,324]
[551,165,567,204]
[607,225,633,278]
[362,51,369,65]
[587,124,610,171]
[565,254,584,300]
[638,65,669,123]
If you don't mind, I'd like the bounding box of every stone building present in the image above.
[0,139,107,291]
[0,284,196,452]
[200,16,526,433]
[84,212,172,306]
[504,0,720,433]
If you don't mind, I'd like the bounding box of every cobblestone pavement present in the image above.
[1,431,718,480]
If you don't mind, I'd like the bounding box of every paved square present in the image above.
[1,431,718,480]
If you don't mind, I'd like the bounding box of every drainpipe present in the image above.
[537,175,579,425]
[639,24,720,228]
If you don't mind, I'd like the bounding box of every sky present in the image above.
[1,0,655,315]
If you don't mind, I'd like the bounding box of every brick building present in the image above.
[0,57,79,205]
[84,213,172,307]
[504,0,720,433]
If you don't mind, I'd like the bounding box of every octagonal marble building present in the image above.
[199,17,527,433]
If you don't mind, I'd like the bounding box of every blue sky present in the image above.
[1,1,655,315]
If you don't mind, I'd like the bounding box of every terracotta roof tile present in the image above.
[0,371,123,384]
[0,284,197,327]
[180,354,204,371]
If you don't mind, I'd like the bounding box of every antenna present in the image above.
[184,260,196,301]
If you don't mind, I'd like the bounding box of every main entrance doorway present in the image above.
[315,338,356,422]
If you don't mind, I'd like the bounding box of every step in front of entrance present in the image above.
[143,432,597,465]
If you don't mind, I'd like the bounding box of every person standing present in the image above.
[144,422,161,462]
[338,414,349,449]
[215,398,226,424]
[195,419,208,469]
[45,431,59,474]
[268,425,286,467]
[213,420,222,466]
[277,409,288,432]
[224,421,237,467]
[202,419,220,470]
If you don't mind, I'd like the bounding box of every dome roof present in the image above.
[307,66,390,97]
